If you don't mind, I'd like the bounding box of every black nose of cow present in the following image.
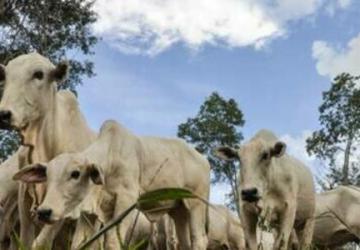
[0,110,12,129]
[241,188,260,202]
[37,209,52,222]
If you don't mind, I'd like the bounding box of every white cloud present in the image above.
[325,0,352,15]
[337,0,352,8]
[312,33,360,78]
[92,0,348,55]
[210,182,231,205]
[280,131,325,177]
[269,0,323,22]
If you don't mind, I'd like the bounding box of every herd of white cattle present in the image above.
[0,53,358,250]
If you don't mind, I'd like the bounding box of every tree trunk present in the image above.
[342,136,353,185]
[227,162,241,217]
[232,173,241,218]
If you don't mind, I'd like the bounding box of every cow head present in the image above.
[13,153,103,223]
[214,139,286,205]
[0,53,68,131]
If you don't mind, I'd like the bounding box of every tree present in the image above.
[177,92,245,211]
[0,0,98,162]
[306,73,360,189]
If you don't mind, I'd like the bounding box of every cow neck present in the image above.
[21,90,59,163]
[267,158,283,192]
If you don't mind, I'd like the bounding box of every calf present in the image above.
[15,120,211,250]
[214,129,315,250]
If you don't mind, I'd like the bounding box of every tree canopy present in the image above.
[306,73,360,188]
[178,92,245,210]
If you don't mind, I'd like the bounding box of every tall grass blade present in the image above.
[137,188,196,211]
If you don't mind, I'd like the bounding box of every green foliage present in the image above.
[0,130,19,161]
[0,0,98,162]
[137,188,197,212]
[128,239,148,250]
[306,73,360,188]
[13,231,27,250]
[177,92,245,210]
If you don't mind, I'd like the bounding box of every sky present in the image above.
[73,0,360,204]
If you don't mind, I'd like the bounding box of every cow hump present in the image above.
[252,129,278,143]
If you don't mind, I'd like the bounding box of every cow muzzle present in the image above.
[241,188,260,203]
[0,110,12,130]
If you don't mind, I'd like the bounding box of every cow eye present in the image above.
[70,170,80,180]
[260,151,270,161]
[33,71,44,80]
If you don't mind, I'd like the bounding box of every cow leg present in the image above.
[170,204,191,250]
[71,214,104,250]
[147,223,158,250]
[0,197,17,250]
[166,217,178,250]
[104,227,121,250]
[188,200,208,250]
[114,189,138,249]
[241,209,257,250]
[32,222,64,249]
[288,229,299,250]
[273,203,296,250]
[296,218,314,250]
[18,183,35,248]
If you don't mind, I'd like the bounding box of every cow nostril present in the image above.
[241,188,259,202]
[37,209,52,222]
[0,110,12,127]
[241,188,258,196]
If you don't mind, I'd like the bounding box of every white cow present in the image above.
[208,205,245,250]
[14,120,211,250]
[0,53,97,249]
[214,129,315,250]
[313,186,360,249]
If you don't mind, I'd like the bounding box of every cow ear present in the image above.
[0,64,5,82]
[213,146,238,161]
[50,61,69,84]
[270,141,286,158]
[87,164,104,185]
[13,163,47,183]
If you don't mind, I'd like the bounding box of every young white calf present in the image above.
[15,120,210,250]
[208,204,245,250]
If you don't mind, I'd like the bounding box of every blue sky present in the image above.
[74,0,360,204]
